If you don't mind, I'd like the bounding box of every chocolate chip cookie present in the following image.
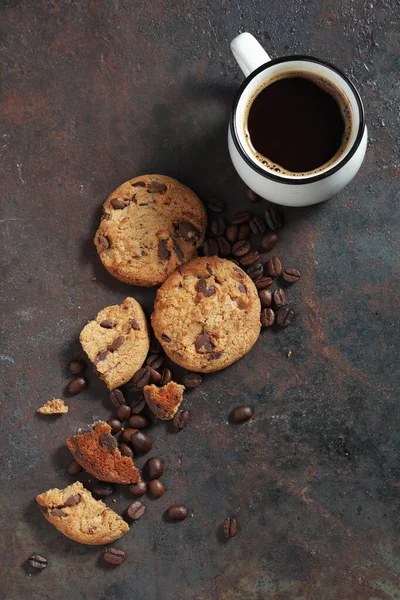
[151,256,261,372]
[80,297,150,390]
[144,382,185,419]
[95,175,207,287]
[36,481,129,545]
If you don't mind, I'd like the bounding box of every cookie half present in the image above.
[151,256,261,373]
[94,174,207,287]
[144,382,185,420]
[36,481,129,545]
[80,297,150,390]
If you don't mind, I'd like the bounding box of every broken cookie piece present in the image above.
[36,481,129,545]
[67,421,140,484]
[37,399,68,414]
[144,382,185,420]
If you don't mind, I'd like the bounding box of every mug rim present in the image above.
[230,55,366,185]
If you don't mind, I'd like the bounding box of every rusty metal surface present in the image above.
[1,1,399,598]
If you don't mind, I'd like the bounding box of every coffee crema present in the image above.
[244,71,352,176]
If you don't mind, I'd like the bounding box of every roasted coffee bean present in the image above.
[208,198,225,212]
[231,405,253,423]
[100,319,115,329]
[128,481,147,497]
[225,224,239,244]
[240,250,260,267]
[67,377,87,395]
[166,504,188,521]
[265,205,283,230]
[202,238,219,257]
[255,276,274,290]
[92,482,114,498]
[128,415,149,429]
[173,409,190,431]
[273,288,287,309]
[121,427,138,443]
[103,547,126,565]
[283,267,301,283]
[259,252,270,265]
[111,336,124,351]
[98,234,110,250]
[244,187,259,202]
[150,337,162,354]
[127,368,151,391]
[145,365,162,385]
[119,443,134,458]
[237,224,250,240]
[148,479,165,498]
[110,389,126,407]
[160,368,172,386]
[130,397,146,414]
[261,308,275,327]
[107,418,122,433]
[146,354,164,370]
[127,501,146,520]
[182,372,202,389]
[144,457,164,480]
[232,210,252,224]
[276,307,294,328]
[110,197,126,210]
[28,555,48,570]
[148,180,167,193]
[116,405,132,422]
[247,262,263,280]
[216,236,231,257]
[131,431,153,453]
[67,459,82,476]
[259,289,272,308]
[232,240,250,257]
[223,517,237,537]
[261,232,278,252]
[266,256,282,277]
[249,215,267,234]
[68,359,86,375]
[211,218,226,236]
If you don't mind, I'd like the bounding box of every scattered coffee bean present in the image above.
[259,252,270,264]
[110,389,126,407]
[131,431,153,453]
[223,517,237,537]
[225,224,239,244]
[160,368,172,386]
[264,205,283,230]
[283,267,301,283]
[276,307,294,327]
[145,365,162,385]
[266,256,282,277]
[146,354,164,370]
[261,308,275,327]
[211,217,226,236]
[92,482,114,498]
[166,504,188,521]
[273,288,287,309]
[103,547,126,565]
[249,215,266,234]
[144,457,164,480]
[67,459,82,476]
[119,443,134,458]
[28,555,48,570]
[107,418,122,433]
[148,479,165,498]
[150,337,162,354]
[182,372,202,389]
[173,409,190,431]
[237,224,250,240]
[121,427,138,443]
[116,405,132,422]
[215,236,230,257]
[130,397,146,414]
[128,415,149,429]
[98,234,110,250]
[261,232,278,251]
[247,262,263,279]
[232,210,252,224]
[208,198,225,212]
[128,481,147,497]
[203,238,219,256]
[127,501,146,520]
[67,377,87,395]
[100,319,115,329]
[232,240,250,257]
[231,405,253,423]
[239,249,260,267]
[244,187,259,202]
[255,276,274,290]
[127,368,151,391]
[68,359,86,375]
[259,289,272,308]
[110,198,126,209]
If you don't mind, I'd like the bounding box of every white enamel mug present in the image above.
[228,33,367,206]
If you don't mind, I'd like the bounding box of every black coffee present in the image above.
[246,74,349,174]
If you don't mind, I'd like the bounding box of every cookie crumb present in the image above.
[92,277,97,281]
[287,350,292,358]
[37,399,68,415]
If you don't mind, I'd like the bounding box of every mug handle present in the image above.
[230,33,271,77]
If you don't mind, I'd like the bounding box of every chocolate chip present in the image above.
[195,333,213,352]
[158,239,170,261]
[144,457,164,480]
[166,504,188,521]
[247,262,263,279]
[96,350,110,362]
[174,241,184,263]
[100,431,118,451]
[127,415,149,429]
[128,481,147,497]
[119,443,134,458]
[67,459,82,476]
[100,319,115,329]
[28,555,48,570]
[276,307,294,327]
[208,198,225,212]
[111,336,124,351]
[223,517,237,537]
[110,198,126,209]
[132,181,146,187]
[232,240,250,257]
[259,289,272,308]
[68,359,86,375]
[126,368,151,391]
[182,372,202,388]
[266,256,282,277]
[195,279,216,297]
[239,283,247,293]
[254,276,274,290]
[249,215,266,234]
[127,501,146,520]
[225,224,239,244]
[98,235,110,250]
[273,288,287,309]
[211,217,226,236]
[237,224,250,240]
[232,210,252,224]
[261,308,275,327]
[176,220,200,242]
[131,319,140,330]
[160,368,172,386]
[231,405,253,423]
[116,405,132,422]
[161,333,171,343]
[245,187,259,202]
[110,389,126,408]
[64,493,81,507]
[283,267,301,283]
[216,236,231,257]
[202,238,219,256]
[265,205,283,230]
[145,365,162,385]
[50,509,66,517]
[146,354,164,369]
[173,409,190,430]
[240,250,260,267]
[67,377,87,395]
[103,547,126,565]
[148,180,167,193]
[209,350,223,360]
[261,232,278,252]
[148,479,165,498]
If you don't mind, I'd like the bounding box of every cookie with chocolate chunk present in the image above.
[151,256,261,373]
[95,175,207,287]
[79,297,149,390]
[144,382,185,420]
